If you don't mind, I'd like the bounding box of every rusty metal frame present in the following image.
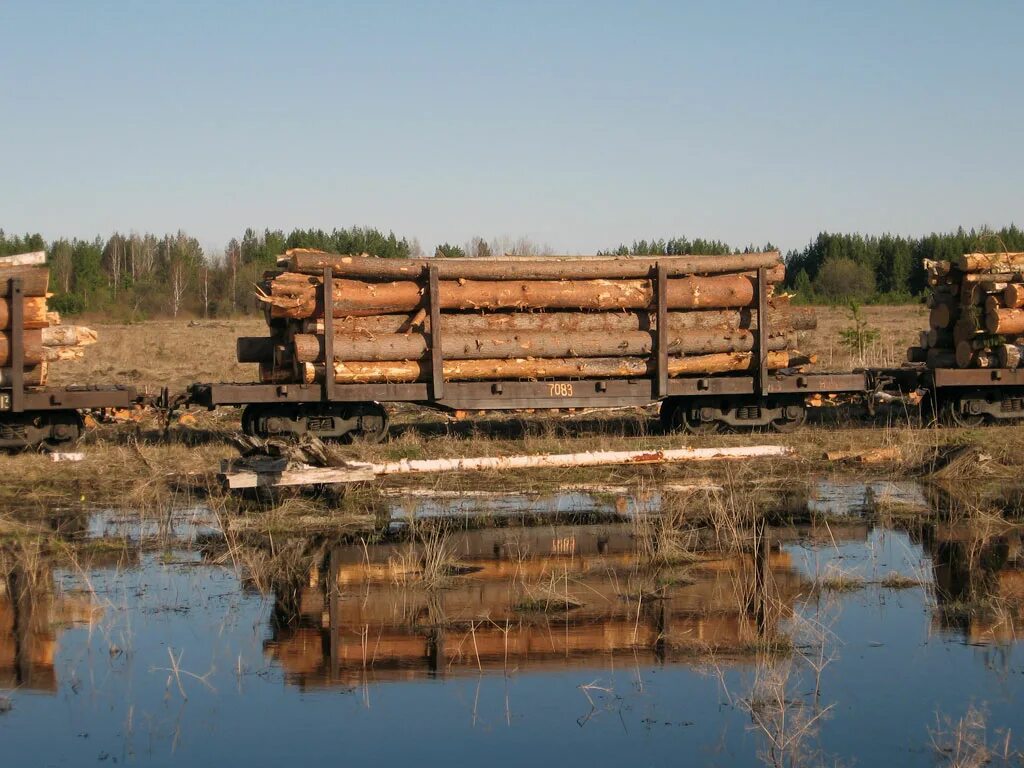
[322,266,335,402]
[9,277,24,412]
[654,262,668,398]
[427,265,444,399]
[756,266,768,397]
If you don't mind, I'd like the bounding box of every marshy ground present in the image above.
[3,304,1024,765]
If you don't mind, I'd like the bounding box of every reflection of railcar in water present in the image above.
[6,262,1024,449]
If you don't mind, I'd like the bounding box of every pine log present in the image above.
[985,307,1024,335]
[997,344,1024,369]
[301,306,817,335]
[284,248,784,280]
[238,337,277,364]
[41,326,97,347]
[0,297,49,330]
[961,271,1024,283]
[258,363,296,384]
[955,252,1024,272]
[0,364,45,386]
[0,252,45,267]
[984,295,1002,315]
[927,328,953,348]
[972,350,998,368]
[929,303,956,330]
[1003,283,1024,309]
[261,270,783,319]
[291,329,796,363]
[956,340,984,368]
[926,349,957,369]
[0,330,43,366]
[0,266,49,296]
[927,290,957,309]
[907,346,928,363]
[299,350,812,385]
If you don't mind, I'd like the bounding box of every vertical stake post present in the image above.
[427,265,444,400]
[9,277,24,413]
[756,266,769,396]
[655,262,668,398]
[322,267,335,401]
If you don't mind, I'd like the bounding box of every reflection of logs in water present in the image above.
[261,523,822,687]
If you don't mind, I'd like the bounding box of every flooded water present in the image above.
[2,489,1023,766]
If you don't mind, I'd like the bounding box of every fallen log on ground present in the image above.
[221,443,794,489]
[291,329,795,363]
[283,248,784,280]
[300,350,812,384]
[261,270,783,318]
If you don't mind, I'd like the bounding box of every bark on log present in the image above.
[961,271,1024,283]
[300,350,812,384]
[284,248,784,280]
[997,344,1024,369]
[956,340,982,368]
[1003,284,1024,309]
[984,295,1002,314]
[0,330,43,366]
[291,329,795,363]
[955,252,1024,272]
[985,307,1024,335]
[258,363,296,384]
[0,266,49,296]
[301,306,817,335]
[262,270,783,318]
[926,349,957,369]
[0,297,49,330]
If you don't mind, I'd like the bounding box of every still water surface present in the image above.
[1,495,1022,766]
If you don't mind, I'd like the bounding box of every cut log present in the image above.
[929,303,955,330]
[956,340,980,368]
[261,271,782,319]
[985,307,1024,335]
[237,336,276,364]
[300,350,812,384]
[258,362,296,384]
[301,306,817,335]
[926,349,957,369]
[0,297,49,330]
[291,329,796,363]
[0,364,45,386]
[1003,283,1024,309]
[997,344,1024,369]
[41,325,97,347]
[955,252,1024,272]
[0,266,49,296]
[283,248,784,280]
[0,330,43,366]
[926,329,953,348]
[907,346,928,363]
[984,295,1002,314]
[0,252,45,267]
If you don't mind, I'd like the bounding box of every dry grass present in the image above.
[801,304,927,371]
[930,705,1020,768]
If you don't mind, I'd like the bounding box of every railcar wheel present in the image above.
[679,403,720,435]
[341,402,390,444]
[770,404,807,433]
[940,398,986,429]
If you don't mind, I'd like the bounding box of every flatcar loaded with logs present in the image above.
[188,248,873,441]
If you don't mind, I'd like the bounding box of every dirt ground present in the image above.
[51,305,928,392]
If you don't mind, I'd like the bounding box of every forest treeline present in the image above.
[0,224,1020,318]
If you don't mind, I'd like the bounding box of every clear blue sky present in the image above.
[2,0,1021,255]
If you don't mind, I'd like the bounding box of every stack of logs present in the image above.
[911,252,1024,369]
[242,249,816,385]
[1,252,98,386]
